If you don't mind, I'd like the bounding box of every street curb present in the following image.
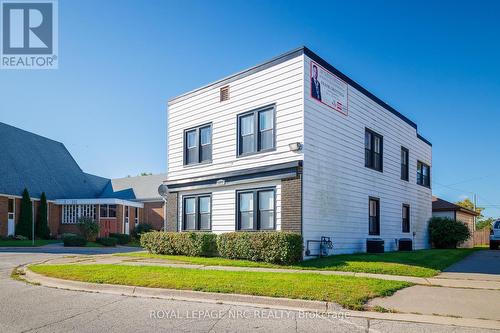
[22,267,500,330]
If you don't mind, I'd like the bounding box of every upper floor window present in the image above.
[183,194,211,231]
[369,197,380,236]
[402,204,410,233]
[417,161,431,187]
[237,188,275,231]
[184,124,212,165]
[238,105,275,156]
[401,147,409,181]
[365,129,383,172]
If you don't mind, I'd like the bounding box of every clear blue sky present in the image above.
[1,0,499,217]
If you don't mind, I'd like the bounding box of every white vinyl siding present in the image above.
[167,56,304,181]
[176,181,282,234]
[302,54,432,254]
[166,51,432,256]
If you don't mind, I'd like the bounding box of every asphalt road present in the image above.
[0,250,497,333]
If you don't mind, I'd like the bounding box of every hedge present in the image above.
[96,237,118,247]
[63,234,87,247]
[109,233,131,245]
[141,232,218,257]
[217,232,303,265]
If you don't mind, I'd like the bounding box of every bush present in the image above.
[217,232,303,265]
[132,223,154,239]
[35,192,51,239]
[109,233,131,245]
[428,217,471,249]
[63,234,87,247]
[15,235,28,241]
[96,237,118,247]
[141,232,218,257]
[78,217,100,241]
[16,188,33,239]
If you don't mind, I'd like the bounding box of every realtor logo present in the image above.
[1,0,58,69]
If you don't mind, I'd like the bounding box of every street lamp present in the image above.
[158,184,169,232]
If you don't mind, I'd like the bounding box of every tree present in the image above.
[36,192,51,239]
[16,188,33,239]
[456,198,484,219]
[476,217,495,230]
[139,172,152,176]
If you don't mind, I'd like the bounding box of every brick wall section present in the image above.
[166,192,178,232]
[0,196,8,237]
[143,201,165,231]
[456,211,475,248]
[280,173,302,234]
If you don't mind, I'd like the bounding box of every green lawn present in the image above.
[116,248,478,277]
[29,264,410,310]
[0,239,61,247]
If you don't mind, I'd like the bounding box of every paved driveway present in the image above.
[441,249,500,279]
[368,250,500,322]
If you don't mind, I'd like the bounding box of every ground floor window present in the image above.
[100,204,117,218]
[183,194,211,231]
[237,188,275,231]
[402,204,410,233]
[62,204,96,224]
[134,207,139,225]
[369,197,380,236]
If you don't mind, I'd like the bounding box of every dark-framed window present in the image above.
[365,129,383,172]
[369,197,380,236]
[184,124,212,165]
[402,204,410,233]
[100,204,117,218]
[237,105,275,156]
[237,188,275,231]
[183,194,211,231]
[417,161,431,187]
[401,147,409,181]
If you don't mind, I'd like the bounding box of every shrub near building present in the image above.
[428,217,471,249]
[217,232,303,265]
[141,231,303,265]
[141,232,218,257]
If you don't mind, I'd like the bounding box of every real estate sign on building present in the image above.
[310,61,348,115]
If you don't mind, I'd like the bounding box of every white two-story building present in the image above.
[163,47,432,255]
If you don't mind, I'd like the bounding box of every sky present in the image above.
[1,0,499,217]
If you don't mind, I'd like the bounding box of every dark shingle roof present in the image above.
[0,122,109,200]
[432,196,479,216]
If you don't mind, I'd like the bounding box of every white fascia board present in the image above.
[54,198,144,208]
[0,193,56,203]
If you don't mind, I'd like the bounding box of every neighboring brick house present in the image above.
[0,122,166,238]
[432,196,478,248]
[162,47,433,256]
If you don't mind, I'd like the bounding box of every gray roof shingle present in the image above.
[0,122,108,199]
[99,174,167,201]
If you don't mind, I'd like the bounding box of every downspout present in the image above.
[163,198,167,231]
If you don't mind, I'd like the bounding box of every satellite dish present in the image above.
[158,184,169,197]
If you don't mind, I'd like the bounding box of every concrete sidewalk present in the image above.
[41,254,500,290]
[21,266,500,331]
[368,250,500,322]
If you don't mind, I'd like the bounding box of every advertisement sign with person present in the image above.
[310,61,348,115]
